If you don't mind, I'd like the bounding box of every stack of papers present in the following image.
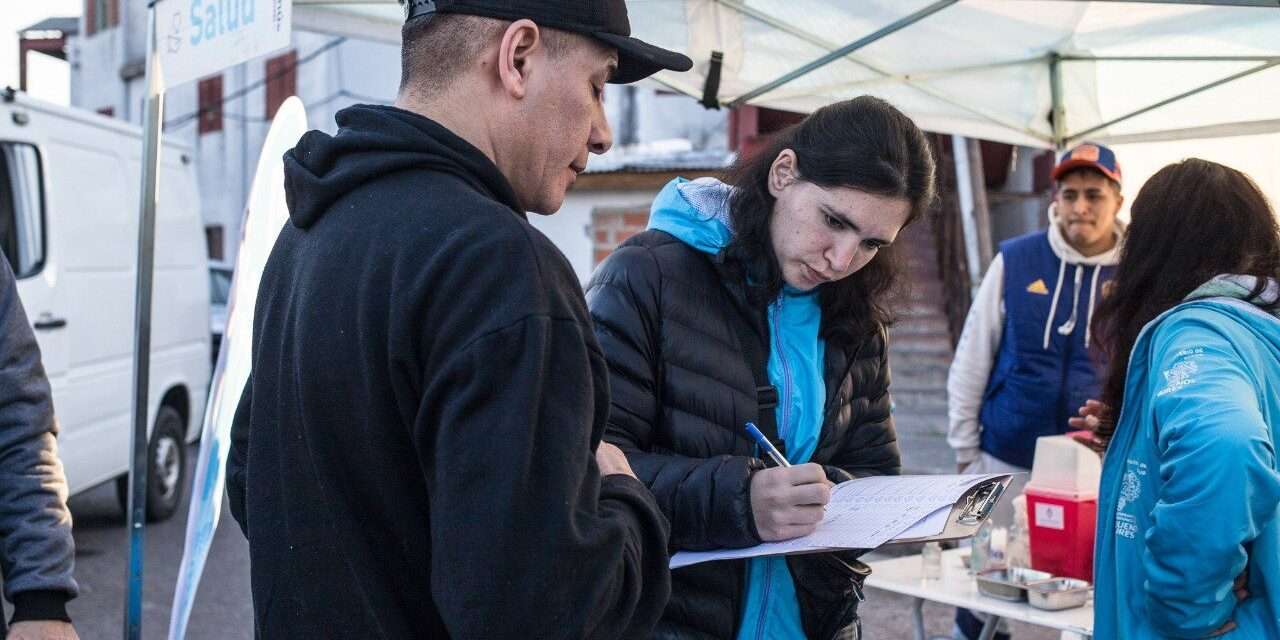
[671,473,1005,569]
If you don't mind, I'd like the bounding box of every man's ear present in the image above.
[768,149,799,198]
[497,19,542,100]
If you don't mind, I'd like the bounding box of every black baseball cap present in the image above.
[402,0,693,84]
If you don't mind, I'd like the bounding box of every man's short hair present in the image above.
[1056,166,1121,195]
[399,14,575,97]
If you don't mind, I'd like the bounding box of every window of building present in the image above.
[0,144,46,278]
[205,225,225,261]
[85,0,120,37]
[209,265,232,306]
[265,50,298,120]
[198,75,224,135]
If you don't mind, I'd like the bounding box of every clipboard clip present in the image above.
[957,481,1006,526]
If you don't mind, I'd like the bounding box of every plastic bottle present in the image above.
[989,526,1008,568]
[970,518,993,574]
[921,541,942,580]
[1006,495,1032,569]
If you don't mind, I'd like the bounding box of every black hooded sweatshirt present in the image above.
[227,105,671,639]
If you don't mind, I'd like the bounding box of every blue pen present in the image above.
[745,422,791,467]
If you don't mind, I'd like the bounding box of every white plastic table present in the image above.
[864,548,1093,640]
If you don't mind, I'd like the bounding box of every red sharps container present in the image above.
[1023,434,1101,582]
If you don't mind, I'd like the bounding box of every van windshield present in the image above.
[0,143,45,277]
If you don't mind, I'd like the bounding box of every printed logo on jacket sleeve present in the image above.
[1115,460,1147,540]
[1157,348,1204,397]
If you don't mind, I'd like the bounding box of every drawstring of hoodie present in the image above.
[1043,260,1069,350]
[1057,265,1085,337]
[1043,262,1101,350]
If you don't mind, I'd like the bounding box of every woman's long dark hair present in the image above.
[723,96,937,348]
[1092,158,1280,443]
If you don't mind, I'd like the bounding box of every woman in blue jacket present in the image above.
[1087,159,1280,638]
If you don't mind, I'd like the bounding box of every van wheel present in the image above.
[115,406,187,522]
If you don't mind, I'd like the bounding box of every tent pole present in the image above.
[124,2,164,638]
[952,135,987,294]
[1045,0,1278,6]
[1049,53,1066,149]
[1067,59,1280,144]
[1061,54,1280,63]
[726,0,957,108]
[966,138,994,270]
[712,1,1051,144]
[1098,117,1280,145]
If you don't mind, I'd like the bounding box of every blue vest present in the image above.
[978,232,1114,468]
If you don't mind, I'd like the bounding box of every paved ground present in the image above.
[0,447,253,640]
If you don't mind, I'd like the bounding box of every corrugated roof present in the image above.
[585,148,736,175]
[19,17,79,36]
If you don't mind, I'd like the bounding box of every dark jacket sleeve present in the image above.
[415,235,670,639]
[226,379,251,538]
[587,245,763,552]
[822,327,901,481]
[795,330,898,639]
[0,257,76,623]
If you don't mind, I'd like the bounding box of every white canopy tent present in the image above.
[292,0,1280,149]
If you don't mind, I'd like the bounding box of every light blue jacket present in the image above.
[1094,276,1280,639]
[648,177,825,639]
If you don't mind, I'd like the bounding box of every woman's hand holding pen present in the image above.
[750,464,833,542]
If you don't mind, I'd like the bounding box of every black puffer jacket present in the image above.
[586,229,901,639]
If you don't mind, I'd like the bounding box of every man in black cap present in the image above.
[226,2,691,637]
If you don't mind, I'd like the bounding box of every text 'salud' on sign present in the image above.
[154,0,292,91]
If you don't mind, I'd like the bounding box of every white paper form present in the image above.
[894,505,952,540]
[671,474,1005,569]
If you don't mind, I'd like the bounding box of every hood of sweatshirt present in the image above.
[283,104,524,229]
[1047,202,1127,266]
[1040,203,1127,349]
[646,177,735,255]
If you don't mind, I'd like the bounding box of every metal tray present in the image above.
[975,567,1054,601]
[1026,578,1092,610]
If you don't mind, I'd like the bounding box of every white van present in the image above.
[0,89,210,521]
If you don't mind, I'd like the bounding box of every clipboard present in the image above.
[886,474,1014,545]
[669,474,1016,568]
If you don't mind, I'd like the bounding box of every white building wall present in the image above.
[605,85,728,151]
[69,3,400,263]
[68,7,717,267]
[68,29,120,115]
[635,90,727,150]
[532,189,658,283]
[309,37,402,135]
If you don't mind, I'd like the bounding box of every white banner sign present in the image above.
[155,0,292,90]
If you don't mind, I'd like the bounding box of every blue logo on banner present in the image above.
[189,0,256,47]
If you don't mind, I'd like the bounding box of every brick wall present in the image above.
[591,206,651,267]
